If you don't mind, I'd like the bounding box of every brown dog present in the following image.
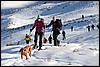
[19,45,33,60]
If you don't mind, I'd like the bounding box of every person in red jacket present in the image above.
[30,17,46,50]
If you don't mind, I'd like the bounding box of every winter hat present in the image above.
[37,15,42,19]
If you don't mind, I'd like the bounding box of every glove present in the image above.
[30,29,32,32]
[46,25,48,28]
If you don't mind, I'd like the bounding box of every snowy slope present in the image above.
[1,42,99,66]
[1,1,99,46]
[1,1,99,66]
[1,1,37,9]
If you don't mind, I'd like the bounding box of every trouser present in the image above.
[53,31,60,46]
[71,29,73,31]
[63,34,66,40]
[34,32,43,49]
[92,28,94,30]
[49,39,52,44]
[26,40,29,44]
[88,28,90,31]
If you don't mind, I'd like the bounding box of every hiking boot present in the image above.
[33,44,37,49]
[38,47,42,51]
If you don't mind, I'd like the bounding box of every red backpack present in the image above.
[43,38,48,43]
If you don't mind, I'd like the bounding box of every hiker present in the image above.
[24,34,31,44]
[82,15,84,19]
[48,35,52,44]
[62,30,66,40]
[91,24,95,30]
[46,16,62,46]
[71,26,73,31]
[30,16,46,50]
[43,38,48,43]
[17,41,20,45]
[23,26,25,29]
[96,24,99,29]
[86,25,90,32]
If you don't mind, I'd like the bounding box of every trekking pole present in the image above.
[43,28,45,38]
[50,29,52,36]
[29,29,33,36]
[29,30,33,43]
[29,30,31,36]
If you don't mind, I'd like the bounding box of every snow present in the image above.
[1,1,99,66]
[1,1,37,9]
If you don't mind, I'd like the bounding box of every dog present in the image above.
[19,45,33,60]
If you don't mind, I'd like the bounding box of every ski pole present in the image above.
[29,31,31,36]
[29,29,32,36]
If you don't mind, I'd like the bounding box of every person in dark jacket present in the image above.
[96,24,99,29]
[86,25,90,32]
[46,16,62,46]
[71,26,73,31]
[30,17,46,50]
[91,24,95,30]
[48,35,52,44]
[62,30,66,40]
[82,15,84,19]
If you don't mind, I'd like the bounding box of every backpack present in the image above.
[56,19,62,30]
[43,38,48,43]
